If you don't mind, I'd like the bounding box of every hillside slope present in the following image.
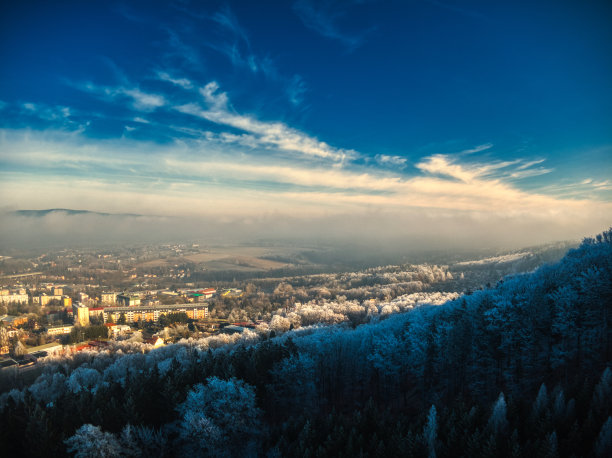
[1,229,611,457]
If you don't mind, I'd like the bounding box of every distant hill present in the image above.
[14,208,144,218]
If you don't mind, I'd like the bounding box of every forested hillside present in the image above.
[1,230,611,457]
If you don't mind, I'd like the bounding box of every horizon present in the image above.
[1,1,611,249]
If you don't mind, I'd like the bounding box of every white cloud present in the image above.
[376,154,407,167]
[156,71,193,90]
[3,128,610,217]
[459,143,493,154]
[508,167,553,179]
[2,126,610,249]
[78,81,165,112]
[121,88,165,110]
[175,81,356,162]
[516,158,545,170]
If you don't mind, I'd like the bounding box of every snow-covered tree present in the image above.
[176,376,261,456]
[595,416,612,457]
[64,424,120,458]
[423,405,438,458]
[119,424,167,458]
[488,392,508,437]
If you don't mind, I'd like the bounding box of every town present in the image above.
[0,240,571,377]
[0,242,276,370]
[0,283,254,369]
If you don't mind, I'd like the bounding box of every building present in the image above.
[200,288,216,298]
[177,287,216,299]
[34,294,63,307]
[100,292,117,305]
[102,303,209,324]
[27,342,63,356]
[221,288,243,298]
[116,294,141,306]
[72,303,90,326]
[105,323,131,338]
[88,307,105,321]
[0,289,29,305]
[188,293,208,303]
[144,336,164,347]
[0,315,28,327]
[46,325,74,336]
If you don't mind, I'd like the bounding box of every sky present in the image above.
[0,0,611,249]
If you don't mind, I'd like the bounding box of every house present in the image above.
[144,336,164,347]
[200,288,216,299]
[105,323,131,338]
[0,315,28,327]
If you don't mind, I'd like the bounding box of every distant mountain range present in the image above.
[14,209,144,218]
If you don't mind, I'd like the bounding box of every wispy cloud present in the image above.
[416,153,554,183]
[459,143,493,155]
[2,126,611,250]
[508,167,553,179]
[287,75,308,107]
[163,27,203,71]
[376,154,407,167]
[156,71,193,90]
[293,0,369,51]
[3,128,610,215]
[77,81,166,112]
[175,81,356,162]
[20,102,72,121]
[121,88,165,110]
[211,5,251,47]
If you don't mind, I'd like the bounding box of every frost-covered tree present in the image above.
[269,315,291,333]
[119,424,167,458]
[532,384,549,419]
[176,376,261,457]
[423,405,438,458]
[66,367,102,393]
[592,367,612,417]
[268,352,317,416]
[64,424,120,458]
[488,392,508,437]
[595,416,612,457]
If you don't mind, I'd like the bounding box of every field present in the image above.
[136,245,310,273]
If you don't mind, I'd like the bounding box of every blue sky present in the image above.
[0,0,611,245]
